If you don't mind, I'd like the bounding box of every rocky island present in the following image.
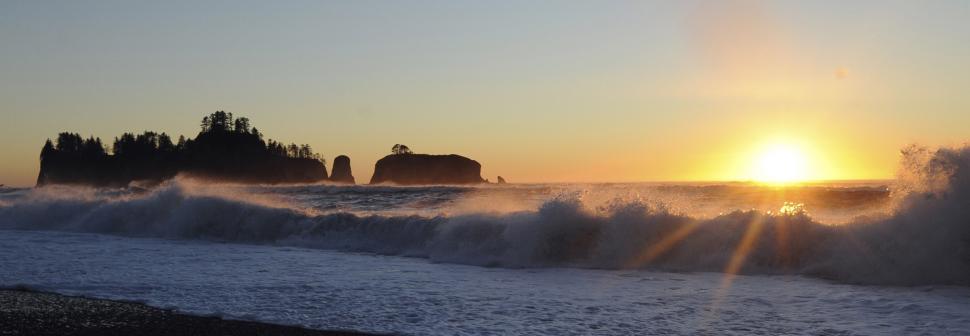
[369,144,485,185]
[330,155,356,184]
[36,111,328,187]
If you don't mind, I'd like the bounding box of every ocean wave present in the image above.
[1,145,969,286]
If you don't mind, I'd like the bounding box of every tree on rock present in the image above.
[391,144,412,155]
[40,139,55,160]
[201,111,233,133]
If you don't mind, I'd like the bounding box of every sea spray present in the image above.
[2,145,969,285]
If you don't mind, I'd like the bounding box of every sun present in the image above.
[751,143,808,184]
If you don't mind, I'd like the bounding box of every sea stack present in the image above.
[330,155,355,184]
[497,176,507,184]
[370,154,485,185]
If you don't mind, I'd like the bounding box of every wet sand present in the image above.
[0,289,377,336]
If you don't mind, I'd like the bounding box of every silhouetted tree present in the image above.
[112,132,163,157]
[135,132,159,154]
[56,133,83,152]
[392,144,412,155]
[40,139,55,160]
[268,140,286,157]
[81,137,106,157]
[297,144,309,159]
[176,135,187,151]
[234,117,250,133]
[113,133,135,156]
[203,111,233,133]
[158,133,175,152]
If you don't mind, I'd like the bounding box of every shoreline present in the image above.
[0,289,379,336]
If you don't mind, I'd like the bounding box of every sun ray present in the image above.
[700,213,767,326]
[624,220,702,268]
[722,214,766,279]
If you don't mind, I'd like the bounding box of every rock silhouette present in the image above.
[37,111,328,187]
[330,155,355,184]
[369,153,485,185]
[497,176,507,184]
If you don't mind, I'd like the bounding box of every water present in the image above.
[1,145,970,334]
[3,230,968,335]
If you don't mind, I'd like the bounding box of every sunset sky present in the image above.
[2,1,969,186]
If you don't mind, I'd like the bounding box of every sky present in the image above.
[1,0,969,186]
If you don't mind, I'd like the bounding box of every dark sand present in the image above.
[0,289,378,336]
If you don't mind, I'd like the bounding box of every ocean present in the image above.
[1,169,969,334]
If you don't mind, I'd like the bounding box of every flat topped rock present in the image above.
[369,154,485,185]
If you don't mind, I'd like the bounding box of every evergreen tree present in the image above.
[234,117,251,133]
[176,135,187,150]
[56,133,83,152]
[81,136,106,157]
[113,133,136,156]
[158,133,175,152]
[40,139,55,159]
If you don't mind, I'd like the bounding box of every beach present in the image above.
[0,289,373,336]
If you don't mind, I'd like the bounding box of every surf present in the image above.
[1,144,968,286]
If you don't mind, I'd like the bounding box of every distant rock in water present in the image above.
[329,155,355,184]
[370,154,485,185]
[36,111,328,187]
[497,176,507,184]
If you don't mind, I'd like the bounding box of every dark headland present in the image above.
[0,289,376,336]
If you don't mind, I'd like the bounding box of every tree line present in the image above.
[43,111,322,162]
[38,111,329,186]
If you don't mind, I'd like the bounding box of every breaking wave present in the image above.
[1,145,969,286]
